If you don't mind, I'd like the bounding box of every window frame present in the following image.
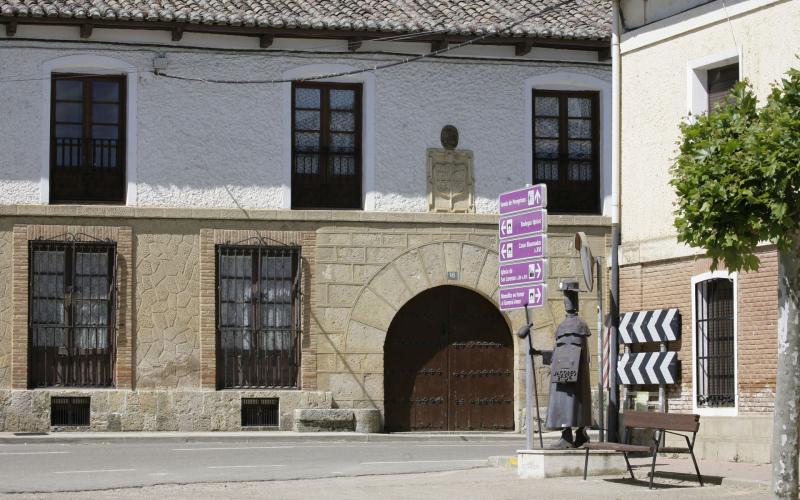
[290,81,363,210]
[49,73,127,204]
[215,243,302,390]
[27,238,117,389]
[687,49,740,117]
[531,89,601,214]
[691,270,739,417]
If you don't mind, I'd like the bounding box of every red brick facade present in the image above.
[619,247,777,414]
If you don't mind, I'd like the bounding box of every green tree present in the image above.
[671,69,800,499]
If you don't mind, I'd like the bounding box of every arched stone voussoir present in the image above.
[368,264,413,311]
[344,240,500,357]
[349,287,397,334]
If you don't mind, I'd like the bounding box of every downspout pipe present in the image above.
[608,0,622,443]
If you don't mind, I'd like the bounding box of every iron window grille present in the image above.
[216,240,302,389]
[28,236,117,388]
[241,397,280,427]
[291,82,362,209]
[51,396,91,426]
[695,278,735,408]
[50,73,126,204]
[532,90,600,214]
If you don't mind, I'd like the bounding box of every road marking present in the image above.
[207,465,287,469]
[360,459,487,465]
[414,444,521,447]
[54,469,136,474]
[0,451,70,455]
[172,446,295,451]
[148,473,172,476]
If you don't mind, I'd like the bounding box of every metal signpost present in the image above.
[498,184,549,450]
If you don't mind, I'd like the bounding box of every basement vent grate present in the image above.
[51,397,90,426]
[241,398,279,427]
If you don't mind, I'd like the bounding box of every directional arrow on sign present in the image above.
[532,189,542,206]
[500,242,513,260]
[529,260,543,280]
[500,219,513,237]
[528,287,542,305]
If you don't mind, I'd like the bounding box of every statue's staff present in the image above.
[517,304,543,449]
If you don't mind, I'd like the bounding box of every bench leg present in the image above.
[622,452,635,480]
[583,448,589,481]
[649,434,661,490]
[690,450,704,487]
[684,435,703,487]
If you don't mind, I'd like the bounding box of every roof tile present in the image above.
[0,0,611,40]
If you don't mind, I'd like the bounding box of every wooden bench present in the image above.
[582,411,702,489]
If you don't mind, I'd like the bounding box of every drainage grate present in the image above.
[241,398,279,427]
[51,397,90,426]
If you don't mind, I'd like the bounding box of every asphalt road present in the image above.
[0,438,526,493]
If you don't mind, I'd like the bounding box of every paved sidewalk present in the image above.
[0,430,532,445]
[6,463,769,499]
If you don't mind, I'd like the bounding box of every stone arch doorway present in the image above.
[384,285,514,431]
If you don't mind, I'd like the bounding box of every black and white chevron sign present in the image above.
[617,352,679,385]
[619,308,680,344]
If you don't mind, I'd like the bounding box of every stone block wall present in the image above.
[0,389,332,432]
[0,206,610,432]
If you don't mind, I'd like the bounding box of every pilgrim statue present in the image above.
[535,279,592,449]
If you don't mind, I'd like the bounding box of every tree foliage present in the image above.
[671,67,800,272]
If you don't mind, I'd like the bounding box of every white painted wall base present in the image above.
[517,449,627,479]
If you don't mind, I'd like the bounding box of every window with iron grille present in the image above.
[695,277,736,408]
[51,396,91,426]
[216,244,302,389]
[291,82,362,209]
[707,64,739,111]
[532,90,600,214]
[28,239,117,388]
[241,397,280,427]
[51,74,126,204]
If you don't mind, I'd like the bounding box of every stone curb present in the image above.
[0,431,530,446]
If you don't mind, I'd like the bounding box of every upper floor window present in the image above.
[695,277,736,410]
[28,239,117,388]
[292,82,362,209]
[216,244,302,389]
[532,90,600,214]
[707,63,739,111]
[50,74,126,204]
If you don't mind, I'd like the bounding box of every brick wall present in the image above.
[11,224,134,390]
[619,247,778,413]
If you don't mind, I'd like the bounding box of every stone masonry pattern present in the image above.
[0,210,609,432]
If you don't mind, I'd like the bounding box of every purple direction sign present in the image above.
[499,258,547,287]
[498,184,547,215]
[498,234,547,263]
[499,284,548,311]
[499,209,547,240]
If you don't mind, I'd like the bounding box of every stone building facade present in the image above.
[0,207,609,431]
[618,0,797,462]
[0,1,612,432]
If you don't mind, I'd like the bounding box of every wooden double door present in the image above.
[384,286,514,431]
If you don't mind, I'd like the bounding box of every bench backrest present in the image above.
[623,411,700,433]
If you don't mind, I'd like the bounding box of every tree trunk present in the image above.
[772,230,800,499]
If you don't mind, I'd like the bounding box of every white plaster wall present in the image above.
[619,0,800,263]
[0,32,610,213]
